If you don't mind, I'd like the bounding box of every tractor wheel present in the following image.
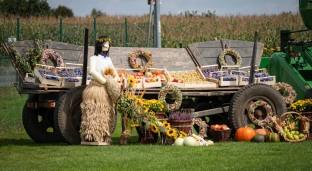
[22,94,64,143]
[54,85,118,145]
[229,83,287,131]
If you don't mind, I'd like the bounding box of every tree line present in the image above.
[0,0,74,18]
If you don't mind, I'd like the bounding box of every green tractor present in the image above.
[262,0,312,100]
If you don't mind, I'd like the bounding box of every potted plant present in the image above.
[143,99,168,120]
[167,110,193,135]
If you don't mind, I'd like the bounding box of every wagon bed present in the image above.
[2,39,264,96]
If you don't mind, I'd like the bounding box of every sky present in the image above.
[46,0,299,17]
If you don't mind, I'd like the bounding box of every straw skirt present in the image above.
[80,80,116,143]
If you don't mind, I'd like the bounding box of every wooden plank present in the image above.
[192,106,229,118]
[187,40,264,68]
[187,44,207,66]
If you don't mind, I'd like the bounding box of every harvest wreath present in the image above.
[158,84,182,112]
[248,100,273,127]
[272,82,296,105]
[129,49,154,70]
[218,48,242,66]
[41,49,64,68]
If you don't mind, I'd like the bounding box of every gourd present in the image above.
[255,128,271,136]
[183,137,197,146]
[251,134,265,143]
[235,126,256,142]
[265,132,280,142]
[174,138,184,146]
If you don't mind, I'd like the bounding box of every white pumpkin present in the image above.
[183,137,197,146]
[174,138,184,146]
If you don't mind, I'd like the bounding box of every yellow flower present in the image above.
[135,99,143,106]
[162,121,170,128]
[166,128,176,137]
[290,99,312,112]
[150,123,158,133]
[179,131,187,137]
[127,75,136,87]
[130,124,140,127]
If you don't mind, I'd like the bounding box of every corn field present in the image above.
[0,12,311,56]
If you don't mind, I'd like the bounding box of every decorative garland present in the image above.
[95,37,111,44]
[248,100,273,127]
[41,49,64,67]
[193,118,208,138]
[158,84,182,112]
[129,49,154,70]
[218,48,242,66]
[272,82,296,105]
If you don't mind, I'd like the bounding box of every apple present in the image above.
[214,124,219,130]
[210,125,215,131]
[172,78,178,82]
[145,79,150,83]
[217,125,223,131]
[146,72,153,77]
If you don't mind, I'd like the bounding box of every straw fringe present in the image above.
[80,80,116,142]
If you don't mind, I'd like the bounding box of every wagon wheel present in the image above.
[54,85,118,145]
[229,83,287,131]
[22,94,64,143]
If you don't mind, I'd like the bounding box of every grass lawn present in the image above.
[1,86,312,171]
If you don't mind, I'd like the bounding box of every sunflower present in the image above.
[150,123,159,133]
[135,99,143,106]
[148,111,156,118]
[166,128,176,137]
[162,121,170,129]
[127,75,136,87]
[179,131,187,137]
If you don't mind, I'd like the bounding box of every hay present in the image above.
[80,80,116,143]
[104,75,120,103]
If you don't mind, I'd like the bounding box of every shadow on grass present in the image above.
[0,135,143,146]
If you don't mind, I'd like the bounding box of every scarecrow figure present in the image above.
[80,36,120,145]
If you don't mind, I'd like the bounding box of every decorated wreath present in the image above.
[158,84,182,112]
[248,100,273,127]
[129,49,154,70]
[218,48,242,66]
[272,82,296,105]
[41,49,64,68]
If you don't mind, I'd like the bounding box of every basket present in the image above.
[136,112,166,144]
[273,112,310,142]
[210,129,231,142]
[301,112,312,140]
[167,120,193,134]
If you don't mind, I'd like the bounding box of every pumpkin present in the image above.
[251,134,265,143]
[174,138,184,146]
[183,137,197,146]
[265,132,280,142]
[235,127,256,142]
[255,128,271,136]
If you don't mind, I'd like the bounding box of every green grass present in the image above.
[1,86,312,171]
[0,87,28,133]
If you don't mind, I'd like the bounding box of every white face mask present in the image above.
[102,42,110,52]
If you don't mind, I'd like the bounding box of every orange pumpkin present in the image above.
[255,128,270,136]
[235,127,256,142]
